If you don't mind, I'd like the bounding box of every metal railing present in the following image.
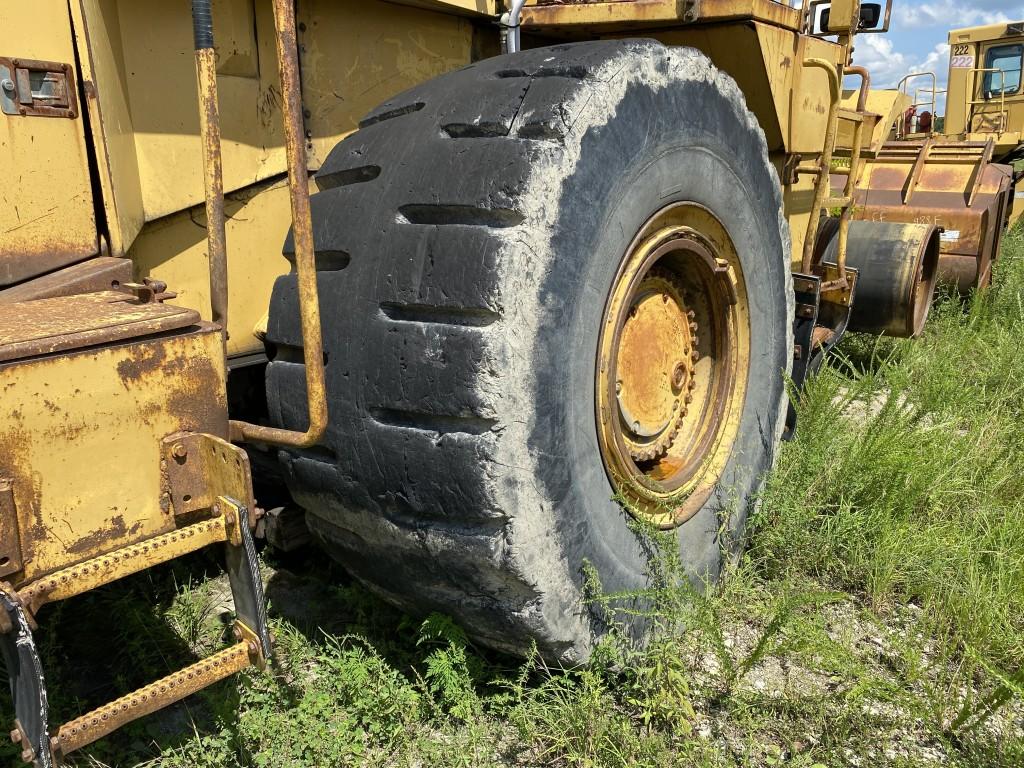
[969,67,1010,134]
[895,72,939,139]
[191,0,328,449]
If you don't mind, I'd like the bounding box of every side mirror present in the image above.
[807,0,892,36]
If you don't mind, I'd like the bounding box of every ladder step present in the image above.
[837,108,866,123]
[19,517,229,609]
[824,196,853,208]
[52,641,256,759]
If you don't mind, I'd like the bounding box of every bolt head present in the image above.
[671,362,688,392]
[171,443,187,459]
[1,79,14,94]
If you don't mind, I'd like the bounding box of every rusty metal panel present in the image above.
[0,322,227,585]
[839,144,1014,290]
[837,88,909,155]
[0,291,199,362]
[0,0,99,285]
[0,257,132,304]
[114,0,286,221]
[386,0,496,13]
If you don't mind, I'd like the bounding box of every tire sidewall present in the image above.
[528,69,790,611]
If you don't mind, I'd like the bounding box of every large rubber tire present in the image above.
[266,40,793,664]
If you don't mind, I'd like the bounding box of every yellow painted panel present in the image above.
[651,24,788,152]
[0,325,227,584]
[838,89,909,154]
[781,160,818,269]
[0,0,98,284]
[70,0,146,257]
[116,0,286,221]
[130,176,295,358]
[299,0,476,168]
[790,35,841,154]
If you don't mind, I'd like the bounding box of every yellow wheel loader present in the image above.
[0,1,1008,763]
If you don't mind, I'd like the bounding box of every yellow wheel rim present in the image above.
[596,203,751,528]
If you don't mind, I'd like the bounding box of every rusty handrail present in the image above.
[192,0,229,335]
[846,64,871,112]
[896,71,938,139]
[801,58,842,274]
[969,68,1009,134]
[228,0,328,448]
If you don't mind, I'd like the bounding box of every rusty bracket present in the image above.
[162,433,256,526]
[120,278,174,304]
[815,262,857,307]
[783,154,804,186]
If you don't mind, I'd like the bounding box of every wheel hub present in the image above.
[595,203,751,529]
[615,269,698,462]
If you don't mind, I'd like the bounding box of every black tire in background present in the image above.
[266,40,792,663]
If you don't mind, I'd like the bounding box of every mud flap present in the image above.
[223,497,272,658]
[0,592,52,768]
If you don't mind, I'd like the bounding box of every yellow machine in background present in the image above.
[839,20,1024,291]
[0,1,1010,764]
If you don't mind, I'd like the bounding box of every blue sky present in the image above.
[836,1,1024,88]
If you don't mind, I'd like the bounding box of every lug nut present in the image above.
[671,362,688,391]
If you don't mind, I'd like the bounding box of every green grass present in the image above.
[4,232,1024,767]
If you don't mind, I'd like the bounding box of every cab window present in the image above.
[984,44,1023,96]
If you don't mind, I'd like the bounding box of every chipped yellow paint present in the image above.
[0,0,98,286]
[129,176,296,358]
[0,320,227,584]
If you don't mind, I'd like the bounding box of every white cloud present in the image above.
[852,36,953,89]
[896,1,1015,28]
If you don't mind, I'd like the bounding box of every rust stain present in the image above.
[116,341,167,385]
[66,514,128,556]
